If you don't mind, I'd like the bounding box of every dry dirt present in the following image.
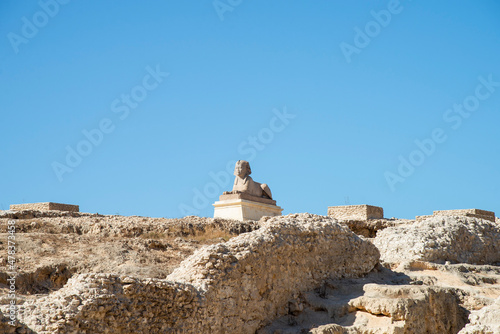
[0,211,258,302]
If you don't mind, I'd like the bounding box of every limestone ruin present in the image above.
[0,202,499,333]
[327,204,384,220]
[416,208,496,222]
[9,202,79,212]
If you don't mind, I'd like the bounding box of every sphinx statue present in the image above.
[215,160,282,221]
[224,160,272,199]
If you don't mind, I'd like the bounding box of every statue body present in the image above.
[225,160,272,199]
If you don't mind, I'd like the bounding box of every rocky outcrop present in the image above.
[339,218,410,238]
[0,211,259,236]
[269,214,500,334]
[459,296,500,333]
[13,213,379,333]
[4,211,499,333]
[0,264,72,295]
[260,265,469,334]
[373,216,500,265]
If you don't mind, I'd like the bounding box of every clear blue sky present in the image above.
[1,1,499,219]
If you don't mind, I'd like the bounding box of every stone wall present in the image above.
[15,213,379,334]
[327,205,383,220]
[416,209,496,222]
[10,202,79,212]
[433,209,495,222]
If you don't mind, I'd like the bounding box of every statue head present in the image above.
[234,160,251,178]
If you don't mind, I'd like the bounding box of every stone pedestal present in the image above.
[213,193,283,221]
[327,205,383,220]
[10,202,79,212]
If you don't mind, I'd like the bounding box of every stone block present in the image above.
[10,202,79,212]
[213,194,282,221]
[327,204,384,221]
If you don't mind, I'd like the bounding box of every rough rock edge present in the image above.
[373,216,500,265]
[458,296,500,334]
[0,210,260,237]
[339,218,412,238]
[13,213,379,334]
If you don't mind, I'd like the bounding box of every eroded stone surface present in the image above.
[10,202,79,212]
[9,213,379,334]
[459,296,500,333]
[328,205,384,221]
[373,216,500,265]
[3,211,499,333]
[339,218,410,238]
[259,265,471,334]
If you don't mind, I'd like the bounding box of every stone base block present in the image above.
[10,202,79,212]
[213,199,283,221]
[327,205,384,221]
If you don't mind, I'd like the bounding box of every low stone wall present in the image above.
[10,202,79,212]
[15,213,379,333]
[433,209,495,222]
[327,205,383,220]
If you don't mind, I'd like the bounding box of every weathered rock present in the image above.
[12,213,379,333]
[458,296,500,334]
[373,216,500,265]
[4,211,499,333]
[260,266,469,334]
[0,213,260,285]
[339,218,410,238]
[0,264,73,295]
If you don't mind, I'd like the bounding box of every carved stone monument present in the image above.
[213,160,283,221]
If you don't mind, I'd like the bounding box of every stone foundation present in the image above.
[10,202,79,212]
[213,194,282,221]
[416,209,495,222]
[327,205,384,220]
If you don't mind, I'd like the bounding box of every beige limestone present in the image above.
[10,202,79,212]
[374,216,500,265]
[434,209,496,222]
[327,205,384,220]
[459,296,500,333]
[2,210,500,333]
[12,213,379,333]
[215,160,282,221]
[415,214,433,221]
[213,197,283,221]
[416,208,496,222]
[261,268,469,334]
[339,218,411,238]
